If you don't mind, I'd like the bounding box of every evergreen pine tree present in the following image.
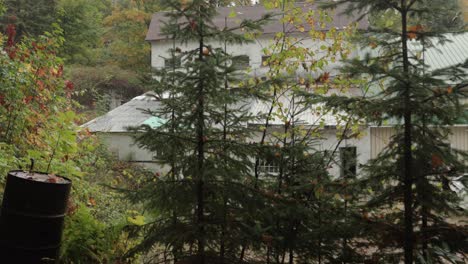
[319,0,468,263]
[130,1,370,262]
[127,1,271,262]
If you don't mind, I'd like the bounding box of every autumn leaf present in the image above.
[190,20,197,31]
[407,25,424,40]
[261,234,273,245]
[66,199,77,215]
[431,154,443,168]
[316,72,330,83]
[47,177,57,183]
[180,0,193,10]
[88,197,96,207]
[320,32,326,40]
[23,96,33,104]
[37,67,46,77]
[407,32,417,40]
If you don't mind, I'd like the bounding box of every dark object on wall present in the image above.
[0,170,71,263]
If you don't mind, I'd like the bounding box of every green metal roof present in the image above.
[142,116,166,128]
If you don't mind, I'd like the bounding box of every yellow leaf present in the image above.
[127,215,145,226]
[229,9,236,18]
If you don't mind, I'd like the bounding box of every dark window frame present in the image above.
[164,56,181,69]
[235,55,250,69]
[261,55,271,67]
[340,146,357,178]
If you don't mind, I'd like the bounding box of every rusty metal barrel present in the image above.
[0,170,71,263]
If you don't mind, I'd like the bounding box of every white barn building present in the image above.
[83,3,467,179]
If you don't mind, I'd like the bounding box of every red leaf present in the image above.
[47,177,58,183]
[65,80,74,91]
[431,154,443,168]
[190,20,197,30]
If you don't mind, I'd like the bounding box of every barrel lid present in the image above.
[9,171,71,184]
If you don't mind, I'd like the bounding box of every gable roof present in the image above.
[146,3,369,41]
[82,91,344,133]
[82,92,162,133]
[409,32,468,71]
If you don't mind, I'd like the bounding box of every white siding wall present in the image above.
[370,126,468,159]
[250,126,371,177]
[98,127,372,177]
[150,35,344,75]
[99,133,164,172]
[100,125,465,175]
[370,127,395,159]
[449,127,468,152]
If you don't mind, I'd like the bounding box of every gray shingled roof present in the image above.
[146,3,369,41]
[83,92,341,133]
[82,92,162,133]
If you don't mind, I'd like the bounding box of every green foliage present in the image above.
[0,23,141,264]
[61,205,121,264]
[237,0,361,262]
[102,0,157,71]
[68,64,145,112]
[0,0,58,39]
[0,25,70,172]
[61,203,141,264]
[57,0,105,64]
[319,0,468,263]
[127,0,363,262]
[126,0,274,261]
[369,0,464,32]
[58,143,147,264]
[0,143,15,188]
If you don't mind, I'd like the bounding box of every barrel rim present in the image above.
[7,170,72,185]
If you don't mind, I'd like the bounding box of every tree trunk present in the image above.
[196,17,206,264]
[400,1,414,263]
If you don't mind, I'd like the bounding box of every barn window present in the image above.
[340,146,357,178]
[259,158,280,175]
[235,55,250,69]
[164,57,181,68]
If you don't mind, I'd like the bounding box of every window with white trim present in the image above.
[259,158,280,175]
